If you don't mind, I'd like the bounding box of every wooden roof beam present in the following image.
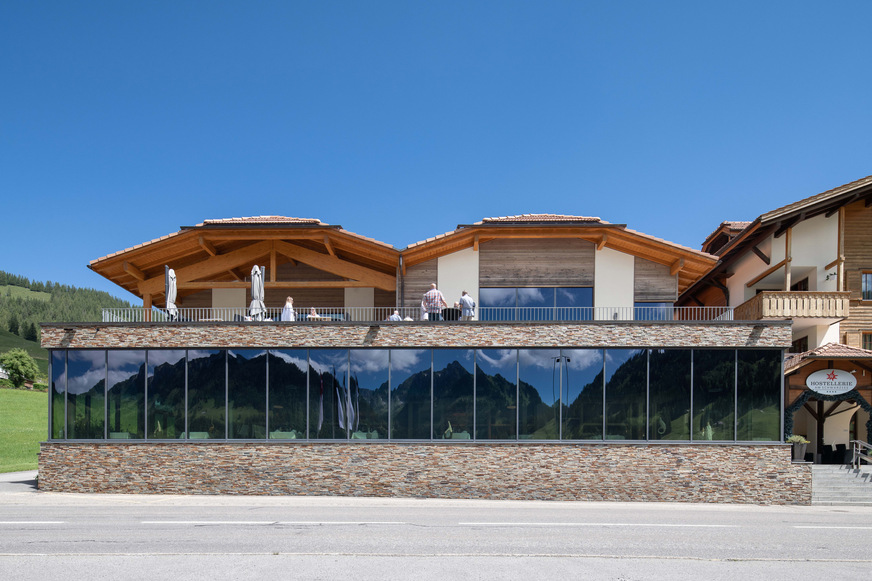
[751,246,770,265]
[123,261,146,281]
[323,236,337,257]
[596,234,608,251]
[199,236,218,257]
[178,280,376,289]
[274,240,396,291]
[745,258,789,288]
[670,258,685,276]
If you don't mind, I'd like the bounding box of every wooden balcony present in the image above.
[734,291,851,321]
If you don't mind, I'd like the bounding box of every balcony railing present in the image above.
[734,291,851,321]
[101,306,736,323]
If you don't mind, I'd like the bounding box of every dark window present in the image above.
[50,351,65,439]
[863,273,872,301]
[187,350,226,439]
[862,333,872,351]
[268,350,308,439]
[561,349,604,440]
[309,349,349,440]
[736,350,781,441]
[475,349,517,440]
[107,350,145,439]
[790,336,809,354]
[147,350,186,439]
[649,349,691,440]
[518,349,561,439]
[790,278,809,292]
[605,349,647,440]
[228,350,266,439]
[66,350,105,439]
[433,350,474,439]
[349,349,389,439]
[389,349,431,439]
[693,350,735,440]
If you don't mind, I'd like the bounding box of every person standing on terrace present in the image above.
[459,291,476,321]
[422,283,448,321]
[280,297,295,321]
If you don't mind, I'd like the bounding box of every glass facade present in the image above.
[48,347,783,442]
[480,288,593,321]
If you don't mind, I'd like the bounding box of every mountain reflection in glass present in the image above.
[519,349,560,439]
[349,350,388,440]
[187,349,226,439]
[605,349,646,440]
[693,350,735,440]
[648,350,691,440]
[107,350,145,439]
[561,349,603,440]
[309,349,349,439]
[433,350,474,439]
[737,350,781,441]
[268,350,308,438]
[228,350,266,439]
[147,350,186,439]
[51,351,65,439]
[66,350,105,439]
[475,349,517,440]
[390,349,431,439]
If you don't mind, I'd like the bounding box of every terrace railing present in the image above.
[101,306,735,323]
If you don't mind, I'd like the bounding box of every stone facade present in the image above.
[41,321,793,350]
[38,442,810,504]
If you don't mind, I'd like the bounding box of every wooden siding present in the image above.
[479,238,594,287]
[403,259,437,309]
[375,288,397,309]
[841,201,872,344]
[634,257,677,302]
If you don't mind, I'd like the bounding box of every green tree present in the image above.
[7,313,19,335]
[22,321,38,342]
[0,348,39,387]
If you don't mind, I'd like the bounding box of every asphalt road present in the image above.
[1,470,871,580]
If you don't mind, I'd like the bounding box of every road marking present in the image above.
[460,522,739,528]
[278,521,406,525]
[794,526,872,530]
[141,521,406,526]
[0,521,65,525]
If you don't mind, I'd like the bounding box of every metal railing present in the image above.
[101,306,736,323]
[851,439,872,470]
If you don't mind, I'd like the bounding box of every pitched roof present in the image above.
[474,214,606,224]
[760,174,872,223]
[198,216,323,226]
[785,342,872,373]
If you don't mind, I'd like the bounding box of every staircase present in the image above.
[811,464,872,506]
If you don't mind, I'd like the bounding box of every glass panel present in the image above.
[634,302,674,321]
[557,288,593,321]
[649,349,691,440]
[147,350,186,439]
[66,350,105,439]
[187,350,226,439]
[737,350,782,441]
[605,349,647,440]
[51,351,65,439]
[517,287,553,321]
[349,350,389,440]
[562,349,603,440]
[107,350,145,439]
[479,288,515,321]
[693,350,736,440]
[862,273,871,301]
[475,349,517,440]
[308,349,349,439]
[390,349,431,439]
[518,349,560,439]
[228,350,266,439]
[268,350,308,439]
[433,350,474,440]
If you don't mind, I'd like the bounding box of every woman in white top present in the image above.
[280,297,295,321]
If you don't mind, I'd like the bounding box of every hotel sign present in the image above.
[806,369,857,396]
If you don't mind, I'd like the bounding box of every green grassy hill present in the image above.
[0,388,47,472]
[1,285,51,302]
[0,329,47,376]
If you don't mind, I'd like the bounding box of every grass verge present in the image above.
[0,388,47,472]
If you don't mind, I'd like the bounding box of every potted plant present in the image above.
[787,435,810,461]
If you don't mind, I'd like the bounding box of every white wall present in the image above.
[344,287,374,321]
[438,247,479,311]
[212,288,246,321]
[594,247,635,320]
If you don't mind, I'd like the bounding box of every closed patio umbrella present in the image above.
[249,265,267,320]
[165,266,178,321]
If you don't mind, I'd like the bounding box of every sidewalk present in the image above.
[0,470,38,494]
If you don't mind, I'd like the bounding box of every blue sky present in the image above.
[2,1,871,301]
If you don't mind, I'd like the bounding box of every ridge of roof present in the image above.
[197,216,323,226]
[475,214,606,224]
[760,174,872,224]
[784,342,872,373]
[701,221,752,248]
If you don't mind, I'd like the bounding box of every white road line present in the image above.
[278,521,406,525]
[460,522,739,528]
[794,526,872,530]
[141,521,406,526]
[0,521,66,525]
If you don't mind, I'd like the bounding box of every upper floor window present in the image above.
[862,272,872,301]
[479,287,592,321]
[790,278,809,292]
[791,336,809,354]
[863,332,872,351]
[634,302,674,321]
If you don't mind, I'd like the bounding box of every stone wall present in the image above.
[41,321,792,350]
[38,442,810,504]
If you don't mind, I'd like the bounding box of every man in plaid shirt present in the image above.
[422,283,448,321]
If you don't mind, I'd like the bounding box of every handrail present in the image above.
[851,439,872,470]
[100,306,737,324]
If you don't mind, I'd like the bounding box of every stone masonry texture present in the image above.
[38,442,810,504]
[41,321,792,350]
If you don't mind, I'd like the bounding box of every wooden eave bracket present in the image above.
[198,236,218,257]
[323,236,337,257]
[596,234,608,251]
[746,257,789,288]
[751,246,770,265]
[669,258,684,276]
[123,261,146,281]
